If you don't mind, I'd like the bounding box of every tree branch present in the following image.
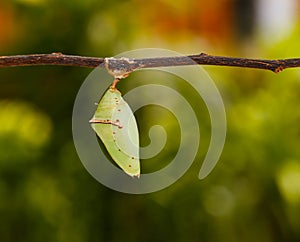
[1,52,300,73]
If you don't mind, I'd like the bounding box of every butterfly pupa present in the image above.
[89,87,140,177]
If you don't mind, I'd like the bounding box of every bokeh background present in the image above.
[1,0,300,241]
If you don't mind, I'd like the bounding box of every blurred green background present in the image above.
[1,0,300,241]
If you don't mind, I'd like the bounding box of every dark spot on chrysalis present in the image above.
[118,148,121,151]
[117,109,121,112]
[131,157,134,160]
[129,164,132,167]
[112,131,116,134]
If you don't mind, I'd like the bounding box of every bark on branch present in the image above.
[1,52,300,73]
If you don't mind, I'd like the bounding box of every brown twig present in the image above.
[1,52,300,73]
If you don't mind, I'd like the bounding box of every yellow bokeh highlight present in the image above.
[276,160,300,204]
[0,100,52,148]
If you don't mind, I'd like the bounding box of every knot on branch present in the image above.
[104,57,140,79]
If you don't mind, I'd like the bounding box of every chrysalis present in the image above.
[89,86,140,177]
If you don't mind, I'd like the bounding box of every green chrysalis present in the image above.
[89,86,140,177]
